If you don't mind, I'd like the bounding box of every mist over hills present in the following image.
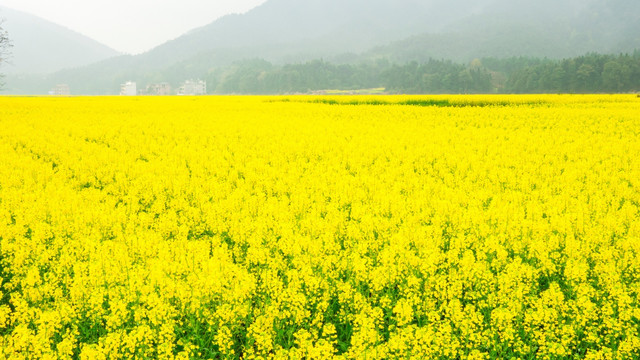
[0,6,119,75]
[367,0,640,62]
[2,0,639,94]
[70,0,483,77]
[140,0,484,67]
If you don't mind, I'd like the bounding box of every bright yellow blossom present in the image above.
[0,95,639,359]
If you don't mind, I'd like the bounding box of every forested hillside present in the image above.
[367,0,640,62]
[2,0,639,94]
[203,53,640,94]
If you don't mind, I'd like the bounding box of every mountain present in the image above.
[0,6,119,75]
[6,0,489,94]
[366,0,640,62]
[60,0,485,76]
[4,0,640,95]
[136,0,486,69]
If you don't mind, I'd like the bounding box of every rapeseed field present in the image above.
[0,95,639,359]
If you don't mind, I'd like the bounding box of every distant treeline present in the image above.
[206,58,494,94]
[504,53,640,93]
[206,52,640,94]
[207,59,386,95]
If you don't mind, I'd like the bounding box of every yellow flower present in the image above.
[0,94,638,359]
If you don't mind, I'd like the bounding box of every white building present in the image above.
[178,79,206,95]
[120,81,137,96]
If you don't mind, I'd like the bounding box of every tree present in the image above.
[602,61,628,92]
[575,64,596,92]
[0,19,11,88]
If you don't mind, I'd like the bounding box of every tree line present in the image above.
[205,52,640,94]
[206,58,494,95]
[504,53,640,93]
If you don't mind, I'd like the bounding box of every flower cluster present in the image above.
[0,95,638,359]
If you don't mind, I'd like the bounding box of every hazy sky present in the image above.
[0,0,267,54]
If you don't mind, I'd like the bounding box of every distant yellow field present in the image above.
[0,95,639,359]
